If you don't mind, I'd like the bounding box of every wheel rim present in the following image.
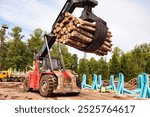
[2,78,7,82]
[41,81,48,92]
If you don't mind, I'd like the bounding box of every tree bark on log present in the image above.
[53,12,113,56]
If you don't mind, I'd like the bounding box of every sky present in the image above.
[0,0,150,60]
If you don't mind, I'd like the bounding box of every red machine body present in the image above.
[25,58,80,97]
[28,59,73,90]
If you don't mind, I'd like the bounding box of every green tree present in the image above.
[71,54,78,72]
[5,26,27,70]
[97,57,109,80]
[132,43,150,73]
[78,58,91,84]
[51,43,74,69]
[1,41,11,70]
[0,29,4,69]
[120,52,138,81]
[88,57,98,75]
[0,29,6,70]
[118,43,150,81]
[27,28,44,64]
[145,56,150,73]
[110,47,122,77]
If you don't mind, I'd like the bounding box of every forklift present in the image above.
[23,0,108,97]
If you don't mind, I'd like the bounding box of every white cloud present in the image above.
[0,0,150,60]
[95,0,150,52]
[0,0,60,31]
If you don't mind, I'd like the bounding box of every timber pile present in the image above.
[102,80,110,86]
[53,12,112,56]
[125,78,138,90]
[127,78,138,86]
[125,76,150,90]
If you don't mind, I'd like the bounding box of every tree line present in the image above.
[0,26,149,82]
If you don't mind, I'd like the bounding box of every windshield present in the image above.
[51,59,60,70]
[42,57,61,71]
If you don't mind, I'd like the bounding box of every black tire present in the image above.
[39,75,58,97]
[76,76,81,89]
[23,77,32,92]
[2,78,7,82]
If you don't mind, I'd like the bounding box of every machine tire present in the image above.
[74,76,81,96]
[39,75,58,97]
[2,78,7,82]
[76,76,81,89]
[23,77,32,92]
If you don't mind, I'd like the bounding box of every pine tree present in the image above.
[71,54,78,72]
[51,43,74,69]
[97,57,109,80]
[78,58,91,84]
[5,26,27,70]
[27,28,44,64]
[110,47,122,77]
[89,57,98,75]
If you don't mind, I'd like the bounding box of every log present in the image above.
[71,31,92,43]
[100,44,112,52]
[72,27,94,39]
[67,21,74,27]
[65,12,73,18]
[68,36,90,45]
[65,12,96,27]
[65,39,88,51]
[72,18,79,25]
[62,17,70,24]
[62,27,67,33]
[105,37,112,43]
[59,23,64,28]
[104,41,112,48]
[66,39,87,48]
[95,50,107,56]
[54,23,60,28]
[107,31,112,37]
[78,19,96,27]
[77,24,96,32]
[56,27,61,32]
[52,12,113,56]
[53,29,57,34]
[66,39,108,56]
[56,34,61,39]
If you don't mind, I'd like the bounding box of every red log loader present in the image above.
[23,0,110,97]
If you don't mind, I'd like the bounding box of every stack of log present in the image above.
[125,76,150,90]
[125,78,138,90]
[53,12,112,56]
[127,78,138,86]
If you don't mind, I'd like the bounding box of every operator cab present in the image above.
[39,56,62,72]
[51,58,62,70]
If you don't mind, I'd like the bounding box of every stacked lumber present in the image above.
[124,78,138,90]
[53,12,112,56]
[127,78,138,86]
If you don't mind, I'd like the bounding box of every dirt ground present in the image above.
[0,82,142,100]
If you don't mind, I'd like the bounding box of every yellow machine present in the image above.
[0,70,11,82]
[0,69,24,82]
